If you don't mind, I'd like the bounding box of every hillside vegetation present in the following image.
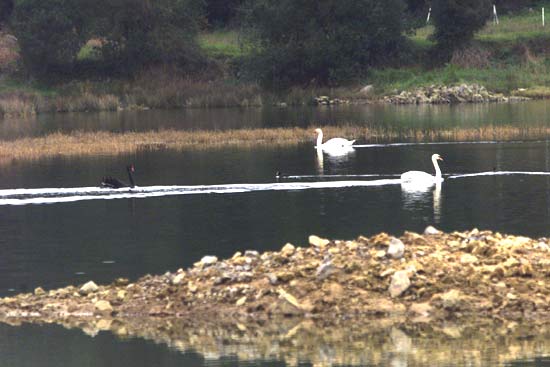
[2,1,550,115]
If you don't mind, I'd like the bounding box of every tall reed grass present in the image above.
[0,125,549,164]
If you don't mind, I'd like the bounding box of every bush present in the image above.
[205,0,243,27]
[495,0,536,14]
[431,0,492,55]
[94,0,205,74]
[242,0,407,89]
[0,0,13,23]
[11,0,85,75]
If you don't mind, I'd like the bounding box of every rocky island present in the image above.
[2,227,550,365]
[1,227,549,323]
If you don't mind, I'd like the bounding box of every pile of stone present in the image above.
[383,84,529,104]
[1,227,550,323]
[313,96,350,106]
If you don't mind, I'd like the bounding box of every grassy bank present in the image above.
[383,8,550,95]
[1,125,550,164]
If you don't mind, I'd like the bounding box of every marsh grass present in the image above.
[1,125,550,164]
[0,70,265,116]
[0,94,37,116]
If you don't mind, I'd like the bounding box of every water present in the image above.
[3,99,550,140]
[2,103,550,366]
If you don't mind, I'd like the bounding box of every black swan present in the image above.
[100,164,135,188]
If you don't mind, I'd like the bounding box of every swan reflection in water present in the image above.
[315,146,356,175]
[401,181,442,223]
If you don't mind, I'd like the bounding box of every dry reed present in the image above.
[0,125,548,164]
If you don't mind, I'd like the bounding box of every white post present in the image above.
[426,7,431,24]
[543,7,545,27]
[493,4,499,25]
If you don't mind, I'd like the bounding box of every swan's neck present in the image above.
[316,131,323,147]
[127,168,135,188]
[432,156,442,179]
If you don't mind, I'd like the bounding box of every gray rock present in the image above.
[244,250,259,258]
[309,235,330,248]
[441,289,463,310]
[79,281,99,295]
[200,255,218,266]
[266,273,278,285]
[94,300,113,314]
[389,270,411,298]
[172,273,185,285]
[281,243,296,257]
[387,237,405,259]
[316,260,337,280]
[424,226,440,235]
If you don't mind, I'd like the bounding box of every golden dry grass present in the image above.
[0,125,548,164]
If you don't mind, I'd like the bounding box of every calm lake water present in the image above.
[1,101,550,366]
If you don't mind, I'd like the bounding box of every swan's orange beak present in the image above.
[438,157,443,161]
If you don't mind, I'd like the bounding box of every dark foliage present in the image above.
[206,0,243,27]
[431,0,492,57]
[11,0,205,77]
[403,0,430,29]
[12,0,85,75]
[405,0,429,17]
[92,0,205,74]
[495,0,537,14]
[0,0,13,23]
[242,0,407,89]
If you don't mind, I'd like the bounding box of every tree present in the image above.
[431,0,491,53]
[94,0,205,73]
[242,0,407,88]
[205,0,243,27]
[0,0,14,23]
[11,0,85,75]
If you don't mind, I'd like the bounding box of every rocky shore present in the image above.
[382,84,529,104]
[1,227,550,324]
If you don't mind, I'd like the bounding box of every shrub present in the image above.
[0,0,13,23]
[11,0,85,75]
[94,0,205,74]
[242,0,407,89]
[431,0,492,56]
[205,0,244,27]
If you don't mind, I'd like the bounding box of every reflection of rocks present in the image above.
[5,315,550,366]
[384,84,530,104]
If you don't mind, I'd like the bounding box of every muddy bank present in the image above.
[1,228,550,324]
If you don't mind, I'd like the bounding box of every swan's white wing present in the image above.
[321,145,355,156]
[323,137,355,148]
[400,170,435,181]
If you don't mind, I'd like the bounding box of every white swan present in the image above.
[401,154,444,185]
[314,128,355,150]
